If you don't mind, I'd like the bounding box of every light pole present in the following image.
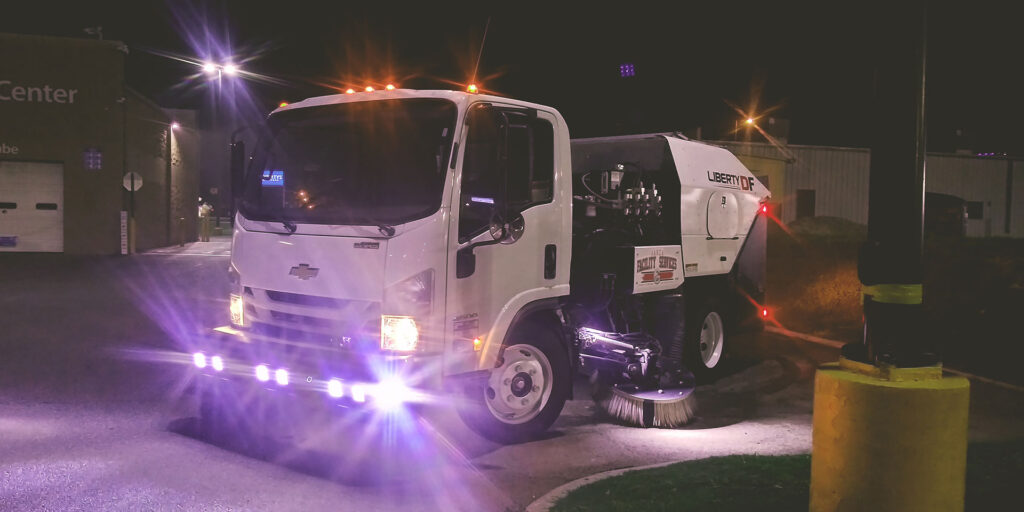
[200,60,241,229]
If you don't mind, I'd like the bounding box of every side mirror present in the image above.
[230,140,246,211]
[489,213,525,244]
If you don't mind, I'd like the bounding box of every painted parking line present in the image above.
[765,325,1024,393]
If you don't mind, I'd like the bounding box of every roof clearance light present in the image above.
[467,84,479,94]
[279,101,289,108]
[385,84,396,90]
[365,86,374,92]
[762,308,769,318]
[345,88,355,94]
[761,204,768,214]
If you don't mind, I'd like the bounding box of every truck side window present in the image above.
[458,109,555,243]
[459,106,501,242]
[507,115,554,210]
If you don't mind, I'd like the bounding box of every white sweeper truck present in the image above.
[191,88,770,444]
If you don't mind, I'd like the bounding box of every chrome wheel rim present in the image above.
[699,311,724,368]
[485,344,553,425]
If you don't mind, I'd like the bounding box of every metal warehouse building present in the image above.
[0,32,199,254]
[718,141,1024,238]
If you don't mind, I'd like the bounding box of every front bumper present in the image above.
[192,325,444,409]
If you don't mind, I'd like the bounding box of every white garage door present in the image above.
[0,161,64,252]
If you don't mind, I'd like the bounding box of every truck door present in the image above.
[444,103,565,375]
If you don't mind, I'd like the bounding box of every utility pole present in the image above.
[809,5,971,511]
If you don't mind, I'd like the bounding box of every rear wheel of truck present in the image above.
[684,304,728,381]
[457,324,569,444]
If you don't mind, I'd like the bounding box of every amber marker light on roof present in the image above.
[385,84,396,90]
[345,88,355,94]
[365,86,375,92]
[467,84,479,94]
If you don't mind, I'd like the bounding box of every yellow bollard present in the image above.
[810,357,970,511]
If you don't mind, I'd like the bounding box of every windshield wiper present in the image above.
[282,219,298,234]
[377,224,396,237]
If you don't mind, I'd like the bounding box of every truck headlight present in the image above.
[381,315,419,352]
[230,294,244,326]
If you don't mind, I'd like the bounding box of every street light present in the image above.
[200,61,240,77]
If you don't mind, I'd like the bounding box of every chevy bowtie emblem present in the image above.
[289,263,319,280]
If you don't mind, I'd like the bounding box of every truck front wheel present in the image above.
[456,325,569,444]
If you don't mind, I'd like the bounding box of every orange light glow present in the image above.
[473,337,483,351]
[762,308,769,318]
[365,86,375,92]
[746,117,755,125]
[385,84,396,90]
[345,88,355,94]
[467,84,479,94]
[278,101,289,108]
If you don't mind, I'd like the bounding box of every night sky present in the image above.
[3,2,1020,154]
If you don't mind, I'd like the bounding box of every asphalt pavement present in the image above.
[1,240,1021,511]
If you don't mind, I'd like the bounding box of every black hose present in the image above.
[648,294,686,368]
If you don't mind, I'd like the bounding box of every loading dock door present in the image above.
[0,161,64,252]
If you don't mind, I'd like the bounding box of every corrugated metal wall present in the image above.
[713,140,1020,237]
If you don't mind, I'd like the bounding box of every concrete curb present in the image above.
[526,358,788,511]
[525,460,682,512]
[528,326,1023,511]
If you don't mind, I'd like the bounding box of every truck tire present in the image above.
[684,303,728,381]
[456,324,570,444]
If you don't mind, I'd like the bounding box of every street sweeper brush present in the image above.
[592,372,698,428]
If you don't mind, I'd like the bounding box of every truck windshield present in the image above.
[240,98,457,227]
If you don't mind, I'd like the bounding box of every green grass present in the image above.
[552,440,1024,512]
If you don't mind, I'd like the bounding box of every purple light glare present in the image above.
[255,364,270,382]
[192,352,207,369]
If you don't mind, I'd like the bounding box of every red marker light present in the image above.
[761,204,768,214]
[762,308,768,317]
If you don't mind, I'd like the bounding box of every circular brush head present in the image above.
[593,379,698,428]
